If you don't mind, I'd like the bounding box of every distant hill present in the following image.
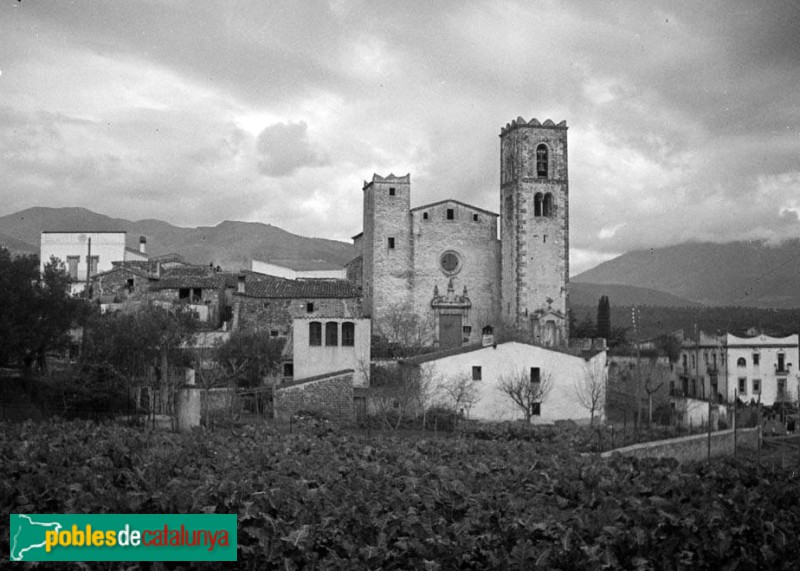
[573,240,800,309]
[0,207,356,270]
[0,230,37,256]
[568,281,701,309]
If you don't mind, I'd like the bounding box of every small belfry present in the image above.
[500,117,569,346]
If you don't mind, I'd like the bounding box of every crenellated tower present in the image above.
[500,117,569,346]
[361,173,413,324]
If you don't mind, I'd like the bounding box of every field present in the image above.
[2,419,800,570]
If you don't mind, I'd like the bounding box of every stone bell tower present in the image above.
[500,117,569,346]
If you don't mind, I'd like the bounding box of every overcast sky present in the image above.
[2,1,799,274]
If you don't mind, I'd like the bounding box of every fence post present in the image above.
[707,399,712,463]
[733,389,738,460]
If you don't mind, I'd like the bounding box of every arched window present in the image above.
[543,193,555,217]
[342,322,355,346]
[309,322,322,346]
[325,322,339,346]
[536,144,548,178]
[534,193,543,217]
[737,357,746,368]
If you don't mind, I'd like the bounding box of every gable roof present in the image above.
[410,199,499,218]
[151,266,227,290]
[236,275,361,299]
[261,258,344,271]
[92,265,151,280]
[400,340,604,365]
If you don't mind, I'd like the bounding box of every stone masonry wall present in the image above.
[274,371,354,422]
[235,297,362,335]
[411,202,500,344]
[600,427,759,463]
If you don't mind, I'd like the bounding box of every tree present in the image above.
[0,251,87,371]
[374,301,434,357]
[497,367,553,422]
[596,296,611,341]
[574,361,607,425]
[570,311,597,339]
[215,329,286,388]
[439,372,481,417]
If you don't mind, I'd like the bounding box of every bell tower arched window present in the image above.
[534,193,543,217]
[536,144,548,178]
[543,193,555,217]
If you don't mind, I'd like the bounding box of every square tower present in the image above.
[361,173,413,325]
[500,118,569,346]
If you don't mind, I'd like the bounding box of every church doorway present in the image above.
[439,314,462,349]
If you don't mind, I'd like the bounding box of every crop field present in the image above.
[2,419,800,569]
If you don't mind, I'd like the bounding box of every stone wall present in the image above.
[235,297,362,334]
[600,427,759,463]
[410,202,500,345]
[274,370,355,422]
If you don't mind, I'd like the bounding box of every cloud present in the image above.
[256,121,329,177]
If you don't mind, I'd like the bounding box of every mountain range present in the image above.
[0,207,356,271]
[3,207,800,309]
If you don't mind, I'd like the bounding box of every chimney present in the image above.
[237,273,246,294]
[139,235,147,255]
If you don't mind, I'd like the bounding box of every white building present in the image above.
[40,231,147,294]
[251,259,347,280]
[401,341,607,424]
[677,331,800,406]
[292,317,371,387]
[726,333,799,405]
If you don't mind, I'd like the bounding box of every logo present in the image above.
[10,514,237,562]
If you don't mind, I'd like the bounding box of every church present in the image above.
[348,117,570,349]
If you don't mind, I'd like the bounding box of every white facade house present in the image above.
[251,259,347,280]
[402,341,607,424]
[40,231,144,294]
[726,333,799,405]
[292,317,371,387]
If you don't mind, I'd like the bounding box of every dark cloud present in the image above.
[256,121,328,177]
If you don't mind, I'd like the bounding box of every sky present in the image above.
[1,1,799,275]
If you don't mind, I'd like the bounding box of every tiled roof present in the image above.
[150,252,186,264]
[236,275,361,299]
[151,266,226,290]
[93,266,151,280]
[401,340,604,365]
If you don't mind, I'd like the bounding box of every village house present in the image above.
[399,339,607,424]
[40,231,148,295]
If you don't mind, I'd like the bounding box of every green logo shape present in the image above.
[10,514,237,562]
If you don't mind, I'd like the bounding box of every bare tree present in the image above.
[368,364,438,429]
[497,367,553,422]
[574,361,606,425]
[440,372,481,417]
[376,301,434,356]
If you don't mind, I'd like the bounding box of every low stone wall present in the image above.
[274,370,354,423]
[601,427,759,463]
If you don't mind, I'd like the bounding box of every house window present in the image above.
[536,144,548,178]
[325,322,338,346]
[87,255,99,277]
[738,377,747,395]
[778,353,786,372]
[682,355,687,369]
[342,322,355,346]
[530,367,541,384]
[307,302,314,313]
[752,379,761,394]
[270,330,279,338]
[472,366,482,381]
[534,193,543,217]
[543,235,547,244]
[423,212,429,220]
[778,378,787,398]
[126,278,134,287]
[530,402,542,416]
[462,325,472,335]
[283,363,294,378]
[737,357,746,368]
[473,213,479,222]
[753,353,760,366]
[179,288,191,301]
[388,237,395,249]
[309,322,322,346]
[446,208,455,220]
[66,256,79,280]
[389,187,396,196]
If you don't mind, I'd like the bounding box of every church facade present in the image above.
[350,117,570,349]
